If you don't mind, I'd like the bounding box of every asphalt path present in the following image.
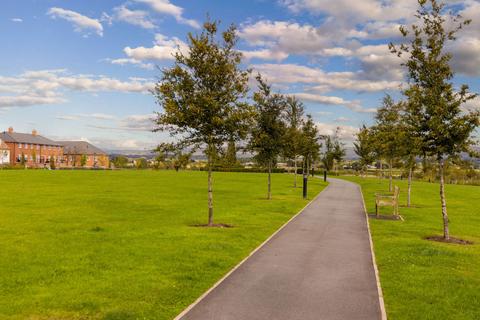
[178,178,382,320]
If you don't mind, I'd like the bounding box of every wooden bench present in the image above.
[375,186,400,216]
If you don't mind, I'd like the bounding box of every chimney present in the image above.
[32,129,38,136]
[8,127,13,134]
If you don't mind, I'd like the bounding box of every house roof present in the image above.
[0,139,9,150]
[60,141,107,155]
[0,131,62,146]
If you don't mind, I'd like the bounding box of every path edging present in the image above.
[174,182,331,320]
[357,183,388,320]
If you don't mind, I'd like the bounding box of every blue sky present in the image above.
[1,0,479,151]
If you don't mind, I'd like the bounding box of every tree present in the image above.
[156,142,192,171]
[112,156,128,168]
[282,96,305,187]
[135,158,148,169]
[321,127,345,175]
[247,75,287,200]
[153,20,252,226]
[221,137,239,168]
[354,125,376,177]
[390,0,479,240]
[299,114,321,195]
[80,154,87,167]
[371,95,404,191]
[49,156,56,170]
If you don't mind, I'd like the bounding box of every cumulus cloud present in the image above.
[122,33,187,62]
[134,0,200,28]
[0,70,154,108]
[113,5,156,29]
[315,122,359,142]
[252,63,401,93]
[293,93,376,113]
[47,7,103,37]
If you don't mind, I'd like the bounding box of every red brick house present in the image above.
[0,127,64,167]
[61,141,110,168]
[0,139,10,165]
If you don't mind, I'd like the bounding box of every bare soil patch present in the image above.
[425,236,473,245]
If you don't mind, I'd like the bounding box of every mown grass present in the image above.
[0,170,326,320]
[341,176,480,320]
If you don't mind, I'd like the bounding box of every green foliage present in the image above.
[321,128,345,172]
[389,0,479,161]
[219,137,239,168]
[80,154,87,167]
[282,96,305,162]
[247,75,287,168]
[153,19,252,159]
[354,125,376,172]
[135,158,148,169]
[0,170,326,319]
[49,156,56,170]
[299,114,321,174]
[112,156,129,168]
[20,153,26,166]
[155,142,193,171]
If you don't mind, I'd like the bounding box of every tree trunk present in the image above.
[407,166,413,207]
[294,157,297,188]
[207,157,214,226]
[267,160,272,200]
[389,159,393,192]
[439,159,449,240]
[379,161,383,179]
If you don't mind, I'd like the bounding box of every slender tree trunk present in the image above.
[439,159,449,240]
[379,161,383,179]
[294,156,297,188]
[407,166,413,207]
[389,159,393,192]
[267,160,272,200]
[207,156,214,226]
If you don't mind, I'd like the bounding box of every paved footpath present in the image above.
[178,178,382,320]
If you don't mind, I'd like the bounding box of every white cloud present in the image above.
[134,0,200,28]
[252,63,401,93]
[47,7,103,37]
[293,93,376,113]
[113,5,156,29]
[108,58,154,70]
[11,18,23,23]
[123,33,187,61]
[315,122,359,142]
[0,70,154,108]
[241,49,289,62]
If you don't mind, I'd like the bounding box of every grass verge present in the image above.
[0,170,326,320]
[341,176,480,320]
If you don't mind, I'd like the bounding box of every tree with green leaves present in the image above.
[135,158,148,169]
[80,154,87,167]
[153,20,252,226]
[49,156,56,170]
[390,0,479,240]
[112,156,128,168]
[20,153,26,167]
[371,95,404,191]
[321,127,345,175]
[282,96,305,187]
[221,137,239,168]
[353,125,375,177]
[156,142,192,172]
[247,75,287,200]
[299,114,321,194]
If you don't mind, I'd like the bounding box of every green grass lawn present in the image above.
[0,170,326,320]
[341,176,480,320]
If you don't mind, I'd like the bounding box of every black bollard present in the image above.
[303,174,308,199]
[323,170,327,182]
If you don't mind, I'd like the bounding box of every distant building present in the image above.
[61,141,110,168]
[0,139,10,165]
[0,127,63,166]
